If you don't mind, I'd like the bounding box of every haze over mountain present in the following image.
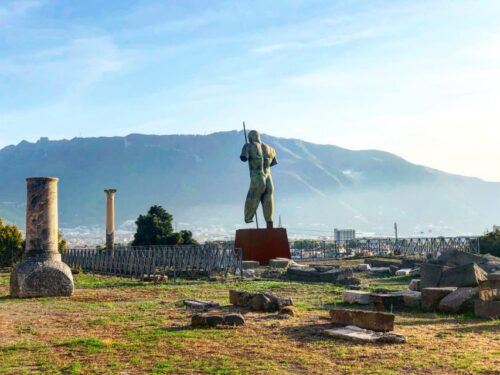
[0,131,498,238]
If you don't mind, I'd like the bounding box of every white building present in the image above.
[334,228,356,242]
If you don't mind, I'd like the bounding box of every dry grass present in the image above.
[0,271,499,375]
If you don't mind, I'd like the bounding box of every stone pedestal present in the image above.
[234,228,291,265]
[10,177,74,298]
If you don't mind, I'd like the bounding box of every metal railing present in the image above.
[290,237,479,260]
[62,244,243,279]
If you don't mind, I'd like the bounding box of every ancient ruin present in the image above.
[10,177,73,297]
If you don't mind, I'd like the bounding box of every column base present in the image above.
[10,259,74,298]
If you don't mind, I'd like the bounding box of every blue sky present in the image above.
[1,0,500,181]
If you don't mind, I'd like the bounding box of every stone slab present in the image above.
[356,264,371,272]
[395,268,412,276]
[183,299,220,311]
[370,267,392,275]
[437,287,477,313]
[403,292,422,308]
[329,308,395,332]
[268,258,291,269]
[343,290,371,305]
[422,287,457,310]
[234,228,291,266]
[324,325,406,344]
[478,277,500,301]
[439,263,487,287]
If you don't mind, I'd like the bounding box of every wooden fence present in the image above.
[62,245,243,279]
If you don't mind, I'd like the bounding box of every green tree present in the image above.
[58,231,69,253]
[132,205,197,246]
[0,218,24,267]
[479,230,500,257]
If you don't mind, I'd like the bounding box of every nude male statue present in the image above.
[240,130,278,229]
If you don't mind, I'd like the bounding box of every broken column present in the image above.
[10,177,74,297]
[104,189,116,252]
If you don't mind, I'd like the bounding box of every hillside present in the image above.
[0,131,498,236]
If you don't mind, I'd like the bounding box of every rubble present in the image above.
[343,290,371,305]
[437,287,478,313]
[421,287,457,310]
[183,299,220,311]
[229,290,293,312]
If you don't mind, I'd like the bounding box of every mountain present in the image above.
[0,131,498,237]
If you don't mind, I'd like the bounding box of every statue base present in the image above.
[234,228,291,266]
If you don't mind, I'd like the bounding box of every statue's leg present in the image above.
[262,176,274,227]
[245,176,266,223]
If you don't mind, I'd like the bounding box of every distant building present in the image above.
[334,228,356,242]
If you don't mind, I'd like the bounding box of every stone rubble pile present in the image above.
[229,290,293,312]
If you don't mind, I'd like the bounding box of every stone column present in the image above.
[10,177,74,298]
[104,189,116,252]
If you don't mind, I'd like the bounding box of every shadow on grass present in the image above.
[451,321,500,334]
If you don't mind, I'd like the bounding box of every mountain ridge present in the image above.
[0,130,498,237]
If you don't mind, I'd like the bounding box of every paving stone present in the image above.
[437,287,478,313]
[329,308,395,332]
[343,290,371,305]
[474,300,500,318]
[421,287,457,310]
[324,325,406,344]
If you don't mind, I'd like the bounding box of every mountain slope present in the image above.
[0,131,498,236]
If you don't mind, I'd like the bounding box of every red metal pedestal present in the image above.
[234,228,291,265]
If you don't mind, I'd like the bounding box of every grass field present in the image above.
[0,270,499,375]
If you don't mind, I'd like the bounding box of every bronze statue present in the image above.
[240,129,277,229]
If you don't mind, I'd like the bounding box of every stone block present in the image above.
[370,267,392,275]
[437,287,478,313]
[409,279,421,291]
[324,325,406,344]
[10,260,74,298]
[329,308,395,332]
[474,300,500,318]
[421,287,457,310]
[439,263,487,287]
[356,264,371,272]
[403,292,421,308]
[420,263,444,288]
[268,258,291,269]
[371,291,418,311]
[191,313,245,327]
[242,261,260,269]
[478,276,500,301]
[183,299,220,311]
[343,290,371,305]
[279,306,298,317]
[395,268,412,276]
